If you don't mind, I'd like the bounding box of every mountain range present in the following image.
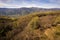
[0,7,60,16]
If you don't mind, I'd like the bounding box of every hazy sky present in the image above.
[0,0,60,8]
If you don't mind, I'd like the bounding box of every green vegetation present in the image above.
[0,11,60,40]
[28,16,40,29]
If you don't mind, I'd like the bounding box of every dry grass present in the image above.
[0,11,60,40]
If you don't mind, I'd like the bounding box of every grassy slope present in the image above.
[0,11,60,40]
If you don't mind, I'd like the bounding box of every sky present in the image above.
[0,0,60,8]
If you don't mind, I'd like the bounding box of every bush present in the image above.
[28,16,41,30]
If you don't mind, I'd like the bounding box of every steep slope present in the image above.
[0,11,60,40]
[9,11,60,40]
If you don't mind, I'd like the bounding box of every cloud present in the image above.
[0,0,60,8]
[49,0,60,3]
[0,0,60,3]
[0,0,12,3]
[0,2,21,8]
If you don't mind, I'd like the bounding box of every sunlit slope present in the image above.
[11,11,60,40]
[0,11,60,40]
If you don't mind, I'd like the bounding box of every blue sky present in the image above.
[0,0,60,8]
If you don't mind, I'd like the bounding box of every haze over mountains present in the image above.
[0,7,60,16]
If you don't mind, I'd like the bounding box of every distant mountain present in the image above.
[0,7,60,16]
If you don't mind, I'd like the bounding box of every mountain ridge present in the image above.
[0,7,60,16]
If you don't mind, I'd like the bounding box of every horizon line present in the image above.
[0,7,60,9]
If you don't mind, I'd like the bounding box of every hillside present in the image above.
[0,11,60,40]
